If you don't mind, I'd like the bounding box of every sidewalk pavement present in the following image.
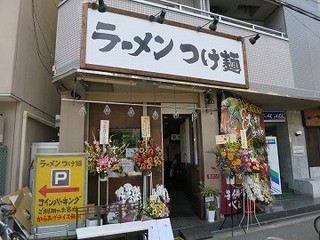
[171,193,320,240]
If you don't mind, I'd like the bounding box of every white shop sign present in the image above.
[84,8,247,87]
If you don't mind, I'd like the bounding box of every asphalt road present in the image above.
[210,211,320,240]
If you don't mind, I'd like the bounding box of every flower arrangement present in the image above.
[115,183,142,204]
[212,141,249,178]
[142,184,170,219]
[115,183,142,222]
[243,176,273,206]
[241,155,269,181]
[142,199,170,219]
[150,184,170,203]
[84,136,127,178]
[133,139,164,173]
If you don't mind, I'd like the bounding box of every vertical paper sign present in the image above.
[100,120,109,144]
[240,129,247,148]
[141,116,150,138]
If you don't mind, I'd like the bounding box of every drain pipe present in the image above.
[18,111,55,189]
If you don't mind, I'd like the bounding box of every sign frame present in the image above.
[80,5,249,89]
[32,153,87,234]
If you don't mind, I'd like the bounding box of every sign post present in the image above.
[32,154,87,234]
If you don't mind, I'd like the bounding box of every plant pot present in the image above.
[86,218,103,227]
[206,210,216,223]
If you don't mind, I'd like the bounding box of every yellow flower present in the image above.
[235,158,241,165]
[139,147,145,153]
[227,153,234,160]
[221,151,226,157]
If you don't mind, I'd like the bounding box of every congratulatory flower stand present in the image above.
[79,135,173,239]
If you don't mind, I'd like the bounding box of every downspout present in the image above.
[18,111,55,189]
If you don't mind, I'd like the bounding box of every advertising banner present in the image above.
[266,136,282,195]
[33,154,87,226]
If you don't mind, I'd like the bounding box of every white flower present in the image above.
[150,184,170,203]
[115,183,141,204]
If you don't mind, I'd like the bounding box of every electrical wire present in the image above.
[284,7,320,40]
[275,0,320,22]
[31,0,53,75]
[51,0,58,8]
[32,0,52,58]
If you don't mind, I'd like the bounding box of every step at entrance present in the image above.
[178,225,213,240]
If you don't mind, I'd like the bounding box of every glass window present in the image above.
[109,128,141,148]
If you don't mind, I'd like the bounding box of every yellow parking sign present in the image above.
[33,154,87,225]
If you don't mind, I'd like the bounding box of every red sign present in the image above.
[219,178,243,216]
[207,174,219,180]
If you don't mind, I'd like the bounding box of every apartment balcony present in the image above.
[53,0,320,110]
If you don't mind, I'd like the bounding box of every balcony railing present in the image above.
[131,0,288,40]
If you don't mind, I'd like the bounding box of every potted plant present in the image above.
[198,183,220,222]
[207,201,217,223]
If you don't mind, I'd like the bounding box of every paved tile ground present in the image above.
[170,191,320,240]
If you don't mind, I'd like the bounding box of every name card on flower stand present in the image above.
[156,218,174,240]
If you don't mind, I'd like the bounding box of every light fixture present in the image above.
[237,33,260,45]
[128,81,135,117]
[249,33,260,45]
[79,104,87,117]
[152,83,159,120]
[103,105,111,116]
[172,85,179,119]
[191,87,198,122]
[98,0,107,13]
[196,16,219,32]
[149,9,166,24]
[104,85,111,116]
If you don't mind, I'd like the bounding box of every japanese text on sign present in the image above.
[141,116,151,138]
[85,9,247,87]
[33,155,86,226]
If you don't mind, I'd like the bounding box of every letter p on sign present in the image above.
[52,169,70,186]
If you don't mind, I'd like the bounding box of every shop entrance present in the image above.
[163,114,200,218]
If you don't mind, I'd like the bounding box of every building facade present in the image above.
[52,0,320,219]
[0,0,60,195]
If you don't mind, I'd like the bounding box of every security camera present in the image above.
[204,90,215,105]
[295,130,302,136]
